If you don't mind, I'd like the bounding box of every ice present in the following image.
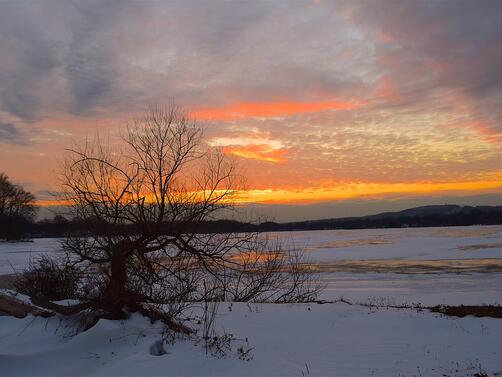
[0,238,64,275]
[1,226,502,305]
[1,226,502,376]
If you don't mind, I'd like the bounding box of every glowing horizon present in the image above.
[36,177,502,208]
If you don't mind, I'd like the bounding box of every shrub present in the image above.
[15,255,81,301]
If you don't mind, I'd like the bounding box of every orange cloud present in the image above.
[436,90,501,145]
[234,179,502,204]
[194,100,362,120]
[36,178,502,207]
[222,144,287,163]
[471,121,501,144]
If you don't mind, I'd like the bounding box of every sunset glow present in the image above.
[194,100,363,121]
[35,178,502,208]
[222,145,288,164]
[0,1,500,219]
[235,179,502,204]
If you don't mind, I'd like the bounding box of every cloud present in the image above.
[194,100,362,121]
[0,1,370,120]
[209,135,287,163]
[345,0,502,135]
[1,0,498,128]
[0,123,27,145]
[0,0,500,204]
[232,178,502,204]
[222,145,288,163]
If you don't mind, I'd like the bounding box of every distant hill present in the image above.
[253,205,502,232]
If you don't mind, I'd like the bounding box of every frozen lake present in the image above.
[1,225,501,305]
[1,226,502,376]
[275,225,502,262]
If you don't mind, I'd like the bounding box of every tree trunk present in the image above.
[103,252,129,319]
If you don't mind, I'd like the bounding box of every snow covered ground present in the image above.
[1,226,501,376]
[320,272,502,306]
[0,238,65,276]
[1,302,501,377]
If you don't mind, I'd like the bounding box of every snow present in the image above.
[1,225,501,376]
[320,272,502,306]
[0,238,64,275]
[1,303,501,377]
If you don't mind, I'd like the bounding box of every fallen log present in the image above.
[0,293,54,318]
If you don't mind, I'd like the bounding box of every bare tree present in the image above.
[53,106,248,320]
[0,173,37,240]
[17,105,322,334]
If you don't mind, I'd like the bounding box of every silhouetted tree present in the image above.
[0,173,37,240]
[17,105,321,333]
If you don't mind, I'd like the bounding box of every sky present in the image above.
[0,0,501,221]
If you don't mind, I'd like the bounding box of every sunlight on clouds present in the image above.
[35,177,502,207]
[194,100,363,121]
[222,145,287,163]
[209,137,284,149]
[209,136,287,163]
[236,179,502,204]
